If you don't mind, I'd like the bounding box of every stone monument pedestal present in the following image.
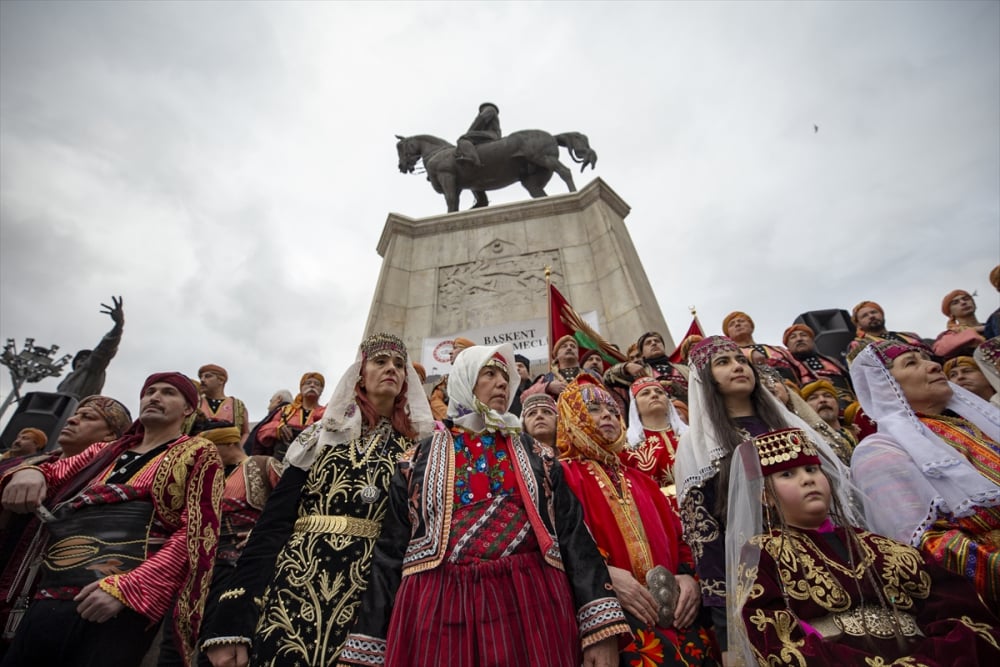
[364,178,672,370]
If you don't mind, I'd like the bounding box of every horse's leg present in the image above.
[521,172,549,198]
[534,156,576,192]
[471,190,489,209]
[438,173,460,212]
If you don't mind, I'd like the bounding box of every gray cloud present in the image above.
[2,0,997,421]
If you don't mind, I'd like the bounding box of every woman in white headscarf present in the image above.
[201,333,434,667]
[339,343,629,667]
[850,339,1000,609]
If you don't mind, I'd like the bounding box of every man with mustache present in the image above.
[0,372,223,667]
[783,324,855,405]
[196,364,250,446]
[847,300,929,359]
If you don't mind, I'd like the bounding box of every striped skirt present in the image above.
[385,551,581,667]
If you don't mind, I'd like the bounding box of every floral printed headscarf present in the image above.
[556,374,626,464]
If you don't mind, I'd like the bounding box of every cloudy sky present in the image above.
[1,0,997,423]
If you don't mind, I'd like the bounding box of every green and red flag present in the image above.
[548,283,627,365]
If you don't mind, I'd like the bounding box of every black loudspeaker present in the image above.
[794,309,854,364]
[0,392,79,453]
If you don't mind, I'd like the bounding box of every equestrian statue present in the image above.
[395,102,598,213]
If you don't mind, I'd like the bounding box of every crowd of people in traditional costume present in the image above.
[0,264,999,667]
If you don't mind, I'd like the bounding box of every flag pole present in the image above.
[545,266,553,362]
[689,304,704,335]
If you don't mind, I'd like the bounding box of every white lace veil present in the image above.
[725,432,863,667]
[849,343,1000,545]
[446,343,522,436]
[285,334,434,470]
[725,442,766,667]
[675,360,856,512]
[674,365,728,506]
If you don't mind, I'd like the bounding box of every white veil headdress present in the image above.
[674,337,857,511]
[625,381,688,447]
[446,343,522,436]
[285,333,434,470]
[849,342,1000,546]
[724,430,863,667]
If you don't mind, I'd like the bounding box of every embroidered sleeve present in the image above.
[100,439,223,667]
[338,634,387,666]
[576,597,630,647]
[678,484,725,606]
[200,636,252,650]
[4,441,108,491]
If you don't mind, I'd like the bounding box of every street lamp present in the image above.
[0,337,72,420]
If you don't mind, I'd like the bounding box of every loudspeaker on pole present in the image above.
[0,392,79,453]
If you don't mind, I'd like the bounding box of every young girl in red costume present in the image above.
[727,427,1000,666]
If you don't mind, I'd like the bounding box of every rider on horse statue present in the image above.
[395,103,597,213]
[455,102,501,167]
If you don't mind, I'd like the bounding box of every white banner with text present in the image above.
[420,312,600,377]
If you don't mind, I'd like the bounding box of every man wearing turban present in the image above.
[847,300,928,359]
[0,428,47,462]
[722,311,798,383]
[196,364,250,445]
[0,393,135,654]
[249,372,327,461]
[801,379,858,457]
[1,372,223,667]
[783,323,855,406]
[932,290,987,360]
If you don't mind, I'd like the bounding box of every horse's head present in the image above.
[395,134,420,174]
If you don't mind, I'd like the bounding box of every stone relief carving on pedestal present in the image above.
[435,239,564,331]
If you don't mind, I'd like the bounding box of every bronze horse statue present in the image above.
[395,130,597,213]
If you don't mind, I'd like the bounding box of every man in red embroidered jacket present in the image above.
[0,372,223,667]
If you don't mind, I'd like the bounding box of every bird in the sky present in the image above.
[814,124,819,133]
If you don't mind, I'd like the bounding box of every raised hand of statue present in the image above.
[100,295,124,329]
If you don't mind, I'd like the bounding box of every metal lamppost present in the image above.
[0,337,72,420]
